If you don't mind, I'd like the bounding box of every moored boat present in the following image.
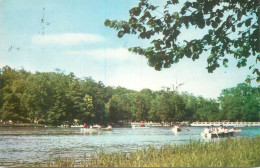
[190,122,260,127]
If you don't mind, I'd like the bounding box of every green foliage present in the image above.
[0,66,258,124]
[218,83,260,121]
[105,0,259,82]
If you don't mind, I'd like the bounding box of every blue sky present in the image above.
[0,0,257,99]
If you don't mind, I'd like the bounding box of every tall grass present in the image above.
[44,137,260,167]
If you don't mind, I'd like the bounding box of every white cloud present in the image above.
[65,48,138,61]
[32,33,104,45]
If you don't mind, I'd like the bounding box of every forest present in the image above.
[0,65,259,125]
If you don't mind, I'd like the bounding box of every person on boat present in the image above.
[210,125,217,133]
[98,124,102,129]
[89,125,93,129]
[203,126,210,134]
[83,123,87,128]
[218,125,225,133]
[230,127,236,132]
[140,123,145,127]
[107,124,112,129]
[173,124,180,129]
[224,126,228,133]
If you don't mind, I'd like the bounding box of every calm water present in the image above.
[0,126,259,166]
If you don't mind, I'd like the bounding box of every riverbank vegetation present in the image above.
[42,137,260,167]
[0,66,259,125]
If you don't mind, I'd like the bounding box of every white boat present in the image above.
[71,125,84,128]
[190,122,260,127]
[80,127,113,133]
[132,125,151,129]
[201,130,241,139]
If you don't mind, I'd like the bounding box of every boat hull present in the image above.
[132,126,151,129]
[80,128,113,133]
[71,125,84,128]
[201,132,235,139]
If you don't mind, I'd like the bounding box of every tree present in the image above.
[218,83,259,121]
[106,94,125,123]
[132,93,149,121]
[0,66,30,122]
[195,97,220,121]
[105,0,259,82]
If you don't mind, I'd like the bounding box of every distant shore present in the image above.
[1,121,259,128]
[0,123,45,127]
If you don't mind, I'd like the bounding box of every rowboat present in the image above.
[80,128,113,133]
[172,127,181,133]
[71,125,84,128]
[201,130,241,139]
[132,125,151,129]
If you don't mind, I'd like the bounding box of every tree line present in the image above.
[0,66,259,125]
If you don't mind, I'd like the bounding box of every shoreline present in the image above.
[0,124,45,127]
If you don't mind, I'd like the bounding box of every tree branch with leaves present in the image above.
[105,0,259,82]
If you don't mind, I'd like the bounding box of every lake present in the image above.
[0,126,259,167]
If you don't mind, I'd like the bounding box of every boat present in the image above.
[172,127,181,133]
[71,125,84,128]
[132,125,151,129]
[190,122,260,127]
[80,127,113,133]
[201,130,241,139]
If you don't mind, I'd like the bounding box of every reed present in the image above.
[44,137,260,167]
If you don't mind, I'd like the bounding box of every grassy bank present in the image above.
[42,137,260,167]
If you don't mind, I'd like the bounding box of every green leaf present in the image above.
[245,18,252,27]
[237,22,243,27]
[215,17,221,23]
[104,19,111,26]
[232,26,235,32]
[223,58,229,67]
[212,21,218,28]
[207,54,215,63]
[139,32,146,39]
[118,31,124,38]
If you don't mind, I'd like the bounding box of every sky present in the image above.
[0,0,257,99]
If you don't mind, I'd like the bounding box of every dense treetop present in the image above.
[105,0,259,82]
[0,66,258,125]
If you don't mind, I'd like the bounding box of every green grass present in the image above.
[42,137,260,167]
